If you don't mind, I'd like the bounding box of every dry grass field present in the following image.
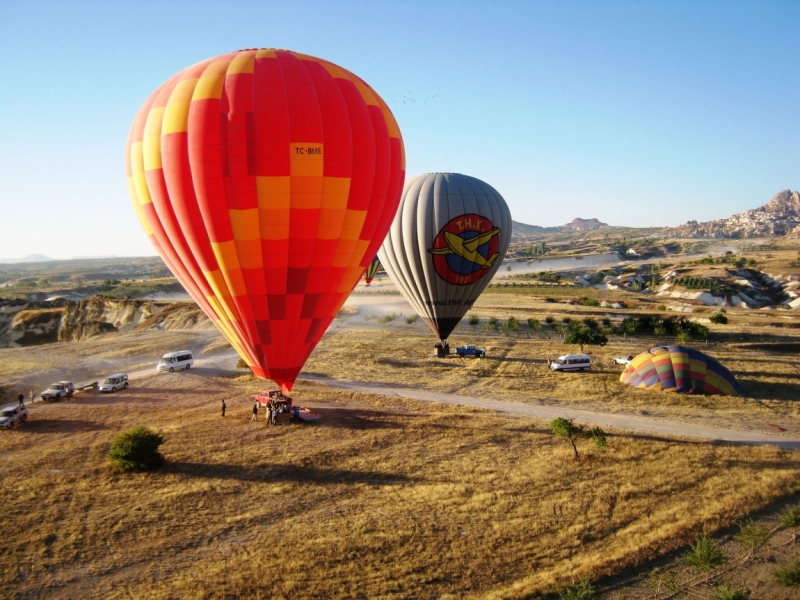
[1,371,798,599]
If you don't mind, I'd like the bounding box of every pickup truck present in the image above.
[41,381,75,402]
[456,344,486,358]
[0,406,28,429]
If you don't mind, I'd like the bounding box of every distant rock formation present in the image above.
[562,218,609,231]
[0,254,54,264]
[511,218,610,239]
[661,190,800,239]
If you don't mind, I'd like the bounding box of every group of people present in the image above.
[220,391,295,425]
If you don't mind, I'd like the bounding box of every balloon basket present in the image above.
[254,389,320,425]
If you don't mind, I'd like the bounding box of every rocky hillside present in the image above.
[661,190,800,239]
[0,297,210,348]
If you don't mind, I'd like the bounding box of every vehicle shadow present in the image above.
[164,461,417,486]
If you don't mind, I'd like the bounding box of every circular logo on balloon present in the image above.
[428,214,501,285]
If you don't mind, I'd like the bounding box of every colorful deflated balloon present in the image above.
[620,346,745,395]
[126,49,405,392]
[363,256,381,286]
[378,173,512,340]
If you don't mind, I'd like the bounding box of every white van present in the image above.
[549,354,592,372]
[157,350,194,372]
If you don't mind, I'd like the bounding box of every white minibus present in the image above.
[548,354,591,372]
[157,350,194,372]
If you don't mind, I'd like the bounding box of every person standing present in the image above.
[251,403,258,422]
[29,389,34,405]
[17,393,25,408]
[221,399,226,417]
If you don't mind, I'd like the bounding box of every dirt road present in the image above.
[299,373,800,449]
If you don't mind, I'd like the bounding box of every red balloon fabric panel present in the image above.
[126,49,405,392]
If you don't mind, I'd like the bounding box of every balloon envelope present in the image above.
[620,346,745,395]
[378,173,512,340]
[126,49,405,392]
[363,256,381,285]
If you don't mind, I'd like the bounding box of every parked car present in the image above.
[0,406,28,429]
[456,344,486,358]
[41,381,75,402]
[99,374,129,393]
[548,354,592,371]
[157,350,194,372]
[613,355,634,365]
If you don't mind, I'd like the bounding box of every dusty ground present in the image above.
[1,370,799,599]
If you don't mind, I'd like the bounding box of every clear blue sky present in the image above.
[1,0,798,260]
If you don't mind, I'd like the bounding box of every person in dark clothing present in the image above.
[221,399,226,417]
[251,403,258,422]
[18,393,24,408]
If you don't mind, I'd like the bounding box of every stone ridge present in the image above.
[661,190,800,239]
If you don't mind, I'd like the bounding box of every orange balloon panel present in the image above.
[126,49,405,392]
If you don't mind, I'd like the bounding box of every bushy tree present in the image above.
[565,327,608,352]
[710,309,728,325]
[109,426,165,472]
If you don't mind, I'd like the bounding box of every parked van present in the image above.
[157,350,194,372]
[549,354,591,372]
[100,373,129,393]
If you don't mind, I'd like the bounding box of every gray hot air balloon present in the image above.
[378,173,512,342]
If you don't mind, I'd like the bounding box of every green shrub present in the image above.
[109,426,165,472]
[545,316,555,324]
[236,358,249,370]
[377,313,397,324]
[527,318,541,332]
[559,577,595,600]
[712,582,749,600]
[405,314,419,324]
[468,314,480,326]
[505,316,520,331]
[735,518,769,557]
[710,309,728,325]
[580,297,600,307]
[683,535,725,571]
[780,504,800,543]
[775,558,800,586]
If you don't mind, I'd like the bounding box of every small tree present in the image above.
[565,327,608,353]
[468,314,479,326]
[527,317,541,332]
[550,418,607,458]
[109,426,165,472]
[780,504,800,543]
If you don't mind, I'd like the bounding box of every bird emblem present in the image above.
[428,227,501,269]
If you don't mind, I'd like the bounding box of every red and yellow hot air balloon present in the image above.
[126,49,405,392]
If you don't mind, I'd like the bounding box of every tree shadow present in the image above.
[164,461,417,486]
[23,419,109,433]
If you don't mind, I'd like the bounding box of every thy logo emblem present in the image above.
[428,214,501,285]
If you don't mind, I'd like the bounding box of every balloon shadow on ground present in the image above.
[737,378,800,401]
[164,461,417,486]
[309,408,425,430]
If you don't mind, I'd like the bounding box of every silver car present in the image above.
[99,374,129,393]
[0,406,28,429]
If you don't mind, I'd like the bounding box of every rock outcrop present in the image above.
[0,297,209,348]
[661,190,800,239]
